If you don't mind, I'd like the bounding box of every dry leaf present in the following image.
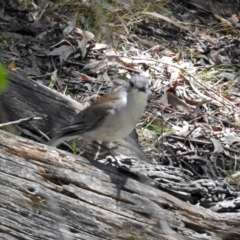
[221,131,240,145]
[172,52,181,62]
[48,45,74,61]
[92,43,108,50]
[210,138,224,154]
[142,12,188,31]
[63,15,77,36]
[102,70,112,83]
[76,30,95,58]
[8,61,16,71]
[214,14,239,35]
[167,92,192,114]
[172,121,189,137]
[91,56,123,73]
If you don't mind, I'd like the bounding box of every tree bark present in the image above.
[0,130,240,240]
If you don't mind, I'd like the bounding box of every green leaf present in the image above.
[0,63,8,91]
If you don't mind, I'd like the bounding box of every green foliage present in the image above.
[48,70,58,88]
[0,63,8,91]
[71,139,78,154]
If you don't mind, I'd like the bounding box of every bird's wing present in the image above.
[57,91,123,137]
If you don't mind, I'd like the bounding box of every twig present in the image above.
[32,2,50,26]
[0,116,42,128]
[167,135,212,145]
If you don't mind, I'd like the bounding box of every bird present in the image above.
[47,75,149,148]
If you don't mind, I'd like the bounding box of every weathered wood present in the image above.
[0,70,83,137]
[0,130,240,240]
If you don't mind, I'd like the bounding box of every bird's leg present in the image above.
[93,144,101,160]
[93,141,124,167]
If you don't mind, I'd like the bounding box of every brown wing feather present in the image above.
[55,91,119,138]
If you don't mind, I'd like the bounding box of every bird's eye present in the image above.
[129,80,134,88]
[139,87,146,93]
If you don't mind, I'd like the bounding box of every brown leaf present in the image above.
[209,50,221,65]
[172,52,181,62]
[138,39,157,48]
[91,56,123,73]
[71,72,95,82]
[214,14,239,35]
[167,92,192,114]
[225,95,240,105]
[8,62,16,71]
[76,30,96,59]
[142,12,188,31]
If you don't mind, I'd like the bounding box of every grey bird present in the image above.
[47,75,149,147]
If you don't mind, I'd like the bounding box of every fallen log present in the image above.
[0,130,240,239]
